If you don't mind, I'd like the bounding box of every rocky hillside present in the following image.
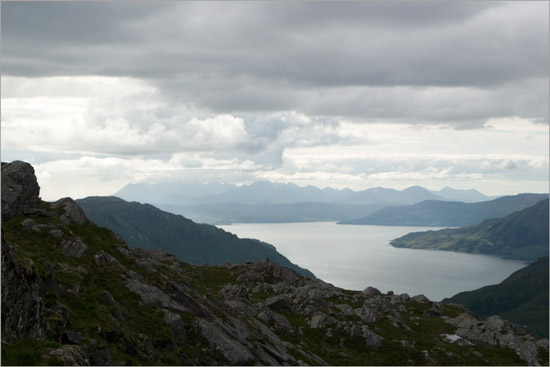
[75,196,313,277]
[2,161,549,366]
[445,256,549,338]
[390,199,549,261]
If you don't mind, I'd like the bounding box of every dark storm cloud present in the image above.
[2,1,548,126]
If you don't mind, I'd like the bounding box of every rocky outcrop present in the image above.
[446,312,548,365]
[46,345,88,365]
[1,232,47,340]
[163,310,188,340]
[52,198,89,225]
[59,237,89,258]
[1,161,41,221]
[197,319,255,366]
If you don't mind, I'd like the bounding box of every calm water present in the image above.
[218,222,527,301]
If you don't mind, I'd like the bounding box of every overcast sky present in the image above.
[1,1,548,200]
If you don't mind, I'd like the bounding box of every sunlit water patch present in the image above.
[218,222,527,301]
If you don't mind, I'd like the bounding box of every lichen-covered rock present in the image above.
[354,307,381,323]
[47,345,88,366]
[197,318,255,365]
[362,327,383,348]
[1,161,41,221]
[93,250,123,267]
[125,278,187,313]
[264,294,293,313]
[309,313,337,329]
[163,310,187,340]
[237,269,265,283]
[49,229,64,239]
[411,294,430,303]
[219,284,250,299]
[293,281,341,313]
[362,286,382,297]
[63,330,83,345]
[536,339,549,349]
[244,258,306,287]
[269,311,294,333]
[52,197,89,225]
[399,293,411,302]
[1,232,47,341]
[423,307,442,318]
[335,303,354,316]
[252,319,296,364]
[22,218,40,232]
[59,237,89,258]
[97,290,116,305]
[164,281,212,317]
[97,290,126,323]
[90,347,113,366]
[446,313,541,365]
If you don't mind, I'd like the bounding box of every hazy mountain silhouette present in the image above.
[114,181,496,224]
[340,193,548,227]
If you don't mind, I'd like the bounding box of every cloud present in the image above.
[497,159,518,170]
[2,2,548,127]
[2,77,248,155]
[366,167,453,181]
[1,2,548,199]
[33,156,168,200]
[2,76,371,164]
[184,115,249,150]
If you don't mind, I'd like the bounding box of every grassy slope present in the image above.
[444,256,549,338]
[76,196,314,278]
[390,199,549,261]
[1,205,185,365]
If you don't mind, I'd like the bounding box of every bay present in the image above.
[218,222,527,301]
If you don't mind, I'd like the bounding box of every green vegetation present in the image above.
[275,303,525,366]
[76,196,314,277]
[391,199,549,261]
[2,214,185,365]
[1,338,60,366]
[445,256,549,337]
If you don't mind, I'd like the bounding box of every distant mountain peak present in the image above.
[432,187,492,203]
[402,185,433,192]
[440,186,482,194]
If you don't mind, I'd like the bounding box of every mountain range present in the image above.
[339,193,548,227]
[76,196,313,278]
[444,256,549,338]
[114,181,497,224]
[2,161,547,366]
[390,198,549,261]
[116,181,494,205]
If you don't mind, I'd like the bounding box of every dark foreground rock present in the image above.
[1,161,41,221]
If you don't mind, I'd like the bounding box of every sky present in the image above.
[1,1,549,201]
